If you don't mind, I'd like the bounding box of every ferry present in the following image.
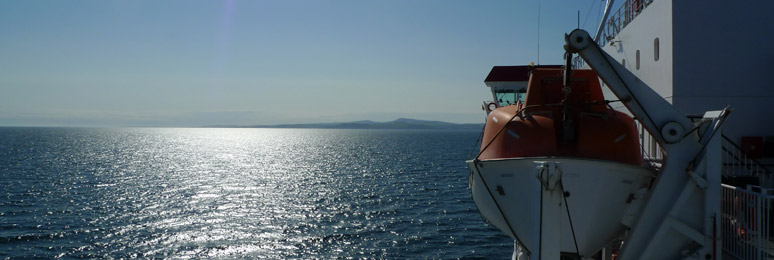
[467,0,774,259]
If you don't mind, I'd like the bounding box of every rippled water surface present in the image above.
[0,127,511,259]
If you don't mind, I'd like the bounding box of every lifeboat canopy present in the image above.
[478,65,642,166]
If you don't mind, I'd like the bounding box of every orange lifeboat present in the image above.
[478,68,642,166]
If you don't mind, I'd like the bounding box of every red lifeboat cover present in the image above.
[478,68,642,166]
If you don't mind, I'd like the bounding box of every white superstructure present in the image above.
[591,0,774,152]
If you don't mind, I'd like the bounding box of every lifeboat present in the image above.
[467,66,655,258]
[479,67,642,165]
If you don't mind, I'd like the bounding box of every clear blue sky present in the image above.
[0,0,606,126]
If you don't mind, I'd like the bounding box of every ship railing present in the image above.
[686,115,772,181]
[722,135,773,186]
[572,55,587,69]
[635,120,663,170]
[634,117,773,178]
[574,0,654,68]
[722,184,774,260]
[598,0,654,47]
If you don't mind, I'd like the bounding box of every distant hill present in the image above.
[207,118,483,130]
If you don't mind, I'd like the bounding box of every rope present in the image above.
[473,105,538,161]
[582,0,598,28]
[468,124,486,160]
[473,104,582,258]
[560,179,582,259]
[687,109,730,171]
[472,162,529,255]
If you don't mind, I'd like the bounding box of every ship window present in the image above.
[496,91,515,106]
[636,50,640,70]
[654,38,660,61]
[495,90,525,107]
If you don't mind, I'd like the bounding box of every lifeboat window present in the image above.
[495,90,525,107]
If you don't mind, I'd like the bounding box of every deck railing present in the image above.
[635,121,663,170]
[722,184,774,260]
[635,118,774,258]
[599,0,654,46]
[572,0,655,68]
[635,116,772,175]
[722,135,773,186]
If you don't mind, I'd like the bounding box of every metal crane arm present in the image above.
[565,29,724,260]
[565,29,693,146]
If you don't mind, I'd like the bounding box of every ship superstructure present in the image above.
[587,0,774,162]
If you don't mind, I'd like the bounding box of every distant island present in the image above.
[206,118,483,130]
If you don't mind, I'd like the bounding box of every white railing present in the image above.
[572,55,587,69]
[635,121,663,170]
[599,0,654,46]
[634,117,772,176]
[723,136,773,187]
[636,117,774,258]
[573,0,655,68]
[722,184,774,259]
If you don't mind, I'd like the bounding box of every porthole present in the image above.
[636,50,640,70]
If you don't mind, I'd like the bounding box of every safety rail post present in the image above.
[758,194,763,259]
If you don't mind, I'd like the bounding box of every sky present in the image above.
[0,0,607,126]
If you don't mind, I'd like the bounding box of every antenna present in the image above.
[537,0,541,65]
[577,10,580,29]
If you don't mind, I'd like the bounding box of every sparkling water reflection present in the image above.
[0,128,511,259]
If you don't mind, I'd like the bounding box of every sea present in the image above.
[0,127,512,259]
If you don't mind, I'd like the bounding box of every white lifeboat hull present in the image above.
[466,157,655,257]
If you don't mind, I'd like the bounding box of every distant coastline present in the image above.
[205,118,483,130]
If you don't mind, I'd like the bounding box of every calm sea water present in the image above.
[0,127,511,259]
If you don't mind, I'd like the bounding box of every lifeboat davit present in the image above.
[467,67,655,257]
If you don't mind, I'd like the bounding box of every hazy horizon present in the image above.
[0,114,485,128]
[0,0,606,127]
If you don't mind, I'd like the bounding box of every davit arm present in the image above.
[566,29,693,144]
[566,29,727,259]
